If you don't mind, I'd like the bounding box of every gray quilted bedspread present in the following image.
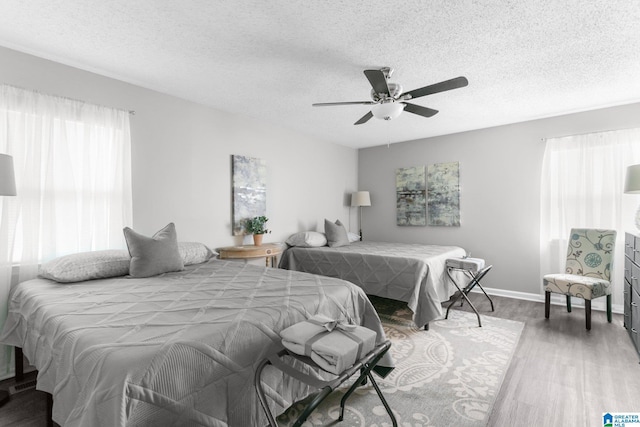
[0,259,390,427]
[279,241,466,327]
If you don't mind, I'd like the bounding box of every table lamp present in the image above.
[351,191,371,240]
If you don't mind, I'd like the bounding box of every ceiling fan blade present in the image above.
[354,111,373,125]
[312,101,375,107]
[402,76,468,100]
[364,70,390,96]
[403,102,439,118]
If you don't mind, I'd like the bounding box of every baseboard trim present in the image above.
[469,286,624,315]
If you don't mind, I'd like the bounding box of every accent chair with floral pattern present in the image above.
[543,228,616,330]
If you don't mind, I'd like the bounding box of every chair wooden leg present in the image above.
[566,295,572,312]
[607,294,612,323]
[46,393,53,427]
[15,347,24,382]
[585,299,591,330]
[545,291,550,319]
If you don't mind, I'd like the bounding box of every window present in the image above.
[0,86,132,264]
[0,85,132,375]
[540,128,640,308]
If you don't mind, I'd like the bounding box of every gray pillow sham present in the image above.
[124,222,184,278]
[39,250,130,283]
[324,219,350,248]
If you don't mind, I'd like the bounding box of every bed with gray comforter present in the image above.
[279,241,466,328]
[0,259,391,426]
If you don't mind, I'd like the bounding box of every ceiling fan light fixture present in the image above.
[311,68,468,125]
[371,101,405,121]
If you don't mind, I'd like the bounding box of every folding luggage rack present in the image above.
[255,340,396,427]
[445,257,494,327]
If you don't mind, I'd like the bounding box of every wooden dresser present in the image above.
[624,232,640,355]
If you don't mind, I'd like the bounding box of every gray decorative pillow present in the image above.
[124,223,184,278]
[178,242,216,265]
[39,250,130,283]
[324,219,350,248]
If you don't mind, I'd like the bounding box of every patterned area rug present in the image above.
[278,300,523,426]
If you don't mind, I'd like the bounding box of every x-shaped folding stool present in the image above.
[445,257,494,327]
[255,340,396,427]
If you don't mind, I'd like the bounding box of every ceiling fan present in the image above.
[312,67,468,125]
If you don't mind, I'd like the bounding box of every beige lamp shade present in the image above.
[0,154,16,196]
[625,164,640,194]
[351,191,371,207]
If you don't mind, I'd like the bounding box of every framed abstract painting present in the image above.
[232,155,267,235]
[427,161,460,226]
[396,166,426,226]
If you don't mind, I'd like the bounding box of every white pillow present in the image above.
[178,242,216,265]
[347,232,360,243]
[39,250,130,283]
[285,231,328,247]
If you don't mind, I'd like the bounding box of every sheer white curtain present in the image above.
[540,128,640,309]
[0,85,132,377]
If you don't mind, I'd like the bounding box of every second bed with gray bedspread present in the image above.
[279,241,466,328]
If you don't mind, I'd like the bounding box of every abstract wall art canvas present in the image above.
[396,166,426,226]
[427,161,460,226]
[232,155,267,235]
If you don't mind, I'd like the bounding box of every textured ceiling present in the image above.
[0,1,639,148]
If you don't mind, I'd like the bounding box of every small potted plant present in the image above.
[245,215,271,246]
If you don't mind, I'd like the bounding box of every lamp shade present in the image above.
[371,102,405,121]
[625,164,640,194]
[351,191,371,207]
[0,154,16,196]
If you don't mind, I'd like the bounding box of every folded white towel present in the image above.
[280,314,377,375]
[280,314,336,356]
[310,327,376,374]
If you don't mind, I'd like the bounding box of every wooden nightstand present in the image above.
[217,243,283,267]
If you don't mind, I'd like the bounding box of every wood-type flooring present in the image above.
[0,294,638,426]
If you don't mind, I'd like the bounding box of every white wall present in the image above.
[0,46,358,249]
[359,103,640,300]
[4,44,640,300]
